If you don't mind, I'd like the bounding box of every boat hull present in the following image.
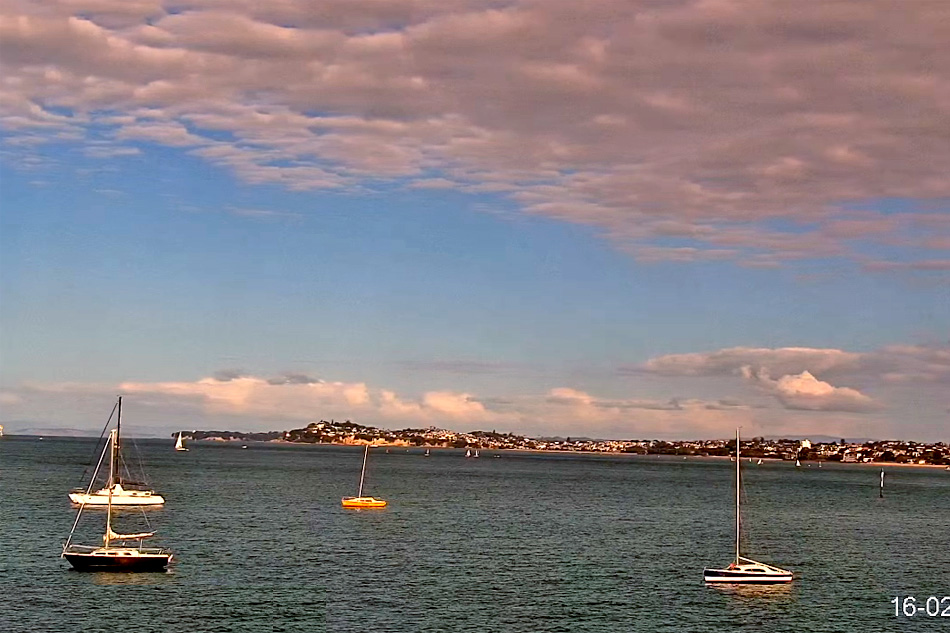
[703,568,793,584]
[341,496,387,508]
[69,492,165,506]
[63,547,172,572]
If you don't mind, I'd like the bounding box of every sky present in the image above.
[0,0,948,441]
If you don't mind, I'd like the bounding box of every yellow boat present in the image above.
[341,496,387,508]
[342,444,387,509]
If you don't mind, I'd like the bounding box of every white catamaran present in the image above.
[62,398,172,571]
[703,429,793,584]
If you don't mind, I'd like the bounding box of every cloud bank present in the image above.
[638,343,950,413]
[2,0,948,267]
[11,341,947,438]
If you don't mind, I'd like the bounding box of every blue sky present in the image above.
[1,1,948,440]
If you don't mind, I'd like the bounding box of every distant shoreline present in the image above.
[232,440,950,468]
[5,434,947,468]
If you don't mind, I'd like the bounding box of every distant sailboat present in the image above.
[465,448,472,458]
[756,459,763,465]
[342,445,387,508]
[703,430,792,584]
[424,449,430,457]
[62,398,172,571]
[795,459,801,467]
[174,432,189,452]
[474,449,480,458]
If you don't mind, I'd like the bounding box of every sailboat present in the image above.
[62,398,173,571]
[465,448,472,458]
[174,431,189,452]
[795,459,801,467]
[756,459,763,465]
[703,430,793,584]
[341,445,387,508]
[424,449,430,457]
[474,449,480,458]
[69,399,165,506]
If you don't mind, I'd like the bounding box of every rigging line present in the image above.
[75,401,118,487]
[63,436,110,553]
[130,437,150,486]
[138,500,152,530]
[737,467,769,562]
[128,440,153,528]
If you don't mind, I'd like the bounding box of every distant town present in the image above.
[185,419,949,465]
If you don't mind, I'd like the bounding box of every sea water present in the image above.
[1,437,948,632]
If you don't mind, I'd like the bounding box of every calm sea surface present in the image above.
[1,436,948,632]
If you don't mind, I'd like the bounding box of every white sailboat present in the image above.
[69,400,165,506]
[795,459,801,467]
[474,449,480,458]
[62,398,172,571]
[703,430,793,584]
[465,448,472,458]
[174,431,189,452]
[756,459,763,465]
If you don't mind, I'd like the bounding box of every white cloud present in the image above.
[741,367,880,413]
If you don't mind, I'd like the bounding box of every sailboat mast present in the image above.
[105,427,115,548]
[357,444,368,497]
[735,428,741,565]
[113,396,122,486]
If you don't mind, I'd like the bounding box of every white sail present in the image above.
[106,528,155,542]
[175,432,188,451]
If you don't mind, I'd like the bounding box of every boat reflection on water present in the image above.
[88,570,175,586]
[708,581,796,603]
